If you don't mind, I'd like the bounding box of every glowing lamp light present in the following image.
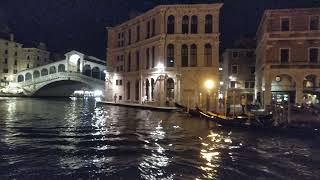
[219,67,223,71]
[205,80,214,90]
[220,81,224,85]
[155,62,165,70]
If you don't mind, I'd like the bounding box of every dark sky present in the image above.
[0,0,319,59]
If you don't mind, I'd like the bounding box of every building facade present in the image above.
[222,49,256,107]
[22,42,51,69]
[0,34,23,86]
[256,8,320,108]
[106,4,223,108]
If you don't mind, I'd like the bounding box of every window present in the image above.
[4,58,7,64]
[3,69,8,73]
[116,80,119,85]
[119,80,123,85]
[247,51,254,57]
[190,44,197,67]
[14,60,17,66]
[281,18,290,31]
[120,65,123,72]
[181,44,188,67]
[116,66,119,72]
[167,15,175,34]
[136,51,140,71]
[182,16,189,34]
[205,15,213,33]
[27,56,30,60]
[167,44,174,67]
[127,53,131,72]
[232,52,238,58]
[230,81,236,88]
[14,52,17,56]
[121,32,125,47]
[27,64,30,68]
[136,25,140,42]
[151,18,156,36]
[250,82,255,89]
[119,96,122,100]
[245,82,250,89]
[146,21,150,39]
[146,48,150,69]
[151,47,155,68]
[128,29,132,45]
[127,82,131,100]
[309,48,319,63]
[231,65,238,74]
[204,44,212,66]
[250,66,255,74]
[4,50,8,55]
[191,16,198,34]
[280,48,289,63]
[117,33,121,47]
[13,70,17,74]
[310,16,319,30]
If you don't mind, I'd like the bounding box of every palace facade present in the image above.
[106,4,223,108]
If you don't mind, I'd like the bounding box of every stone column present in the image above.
[263,80,272,109]
[295,78,303,105]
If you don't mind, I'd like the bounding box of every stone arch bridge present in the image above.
[14,51,106,96]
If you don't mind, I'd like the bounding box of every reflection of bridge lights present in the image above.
[93,90,103,97]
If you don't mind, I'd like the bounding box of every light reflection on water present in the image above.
[0,97,320,179]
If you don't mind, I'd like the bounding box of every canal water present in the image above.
[0,97,320,179]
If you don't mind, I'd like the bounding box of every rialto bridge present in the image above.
[8,51,106,96]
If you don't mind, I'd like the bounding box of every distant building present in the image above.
[0,34,23,86]
[221,49,256,106]
[255,8,320,108]
[22,42,51,69]
[106,4,223,108]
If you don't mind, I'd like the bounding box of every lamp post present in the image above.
[205,80,214,112]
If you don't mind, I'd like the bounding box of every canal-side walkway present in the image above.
[97,101,178,111]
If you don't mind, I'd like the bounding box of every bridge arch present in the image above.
[58,64,65,72]
[25,73,32,81]
[92,67,100,79]
[41,68,48,76]
[17,75,24,82]
[49,66,57,74]
[83,64,91,76]
[33,70,40,79]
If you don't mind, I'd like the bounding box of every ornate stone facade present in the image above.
[256,8,320,108]
[106,4,223,108]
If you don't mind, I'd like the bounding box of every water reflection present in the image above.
[0,98,319,179]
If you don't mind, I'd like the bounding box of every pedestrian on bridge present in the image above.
[114,94,117,103]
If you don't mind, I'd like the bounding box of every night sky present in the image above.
[0,0,319,59]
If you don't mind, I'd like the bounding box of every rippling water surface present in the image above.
[0,97,320,179]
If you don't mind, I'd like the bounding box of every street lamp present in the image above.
[205,80,214,112]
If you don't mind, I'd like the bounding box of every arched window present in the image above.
[33,70,40,79]
[182,15,189,34]
[151,78,155,100]
[49,66,56,74]
[145,79,150,100]
[25,73,32,81]
[167,15,175,34]
[17,75,24,82]
[181,44,188,67]
[167,44,175,67]
[191,16,198,34]
[166,78,174,100]
[83,64,91,76]
[204,44,213,66]
[58,64,65,72]
[152,18,156,36]
[190,44,197,67]
[151,46,155,68]
[127,81,131,100]
[205,15,213,33]
[136,51,140,71]
[92,67,100,79]
[146,48,150,69]
[127,53,131,72]
[41,68,48,76]
[135,80,139,101]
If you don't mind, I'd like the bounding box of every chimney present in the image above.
[10,33,14,42]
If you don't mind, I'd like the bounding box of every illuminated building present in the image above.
[255,8,320,108]
[106,4,223,108]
